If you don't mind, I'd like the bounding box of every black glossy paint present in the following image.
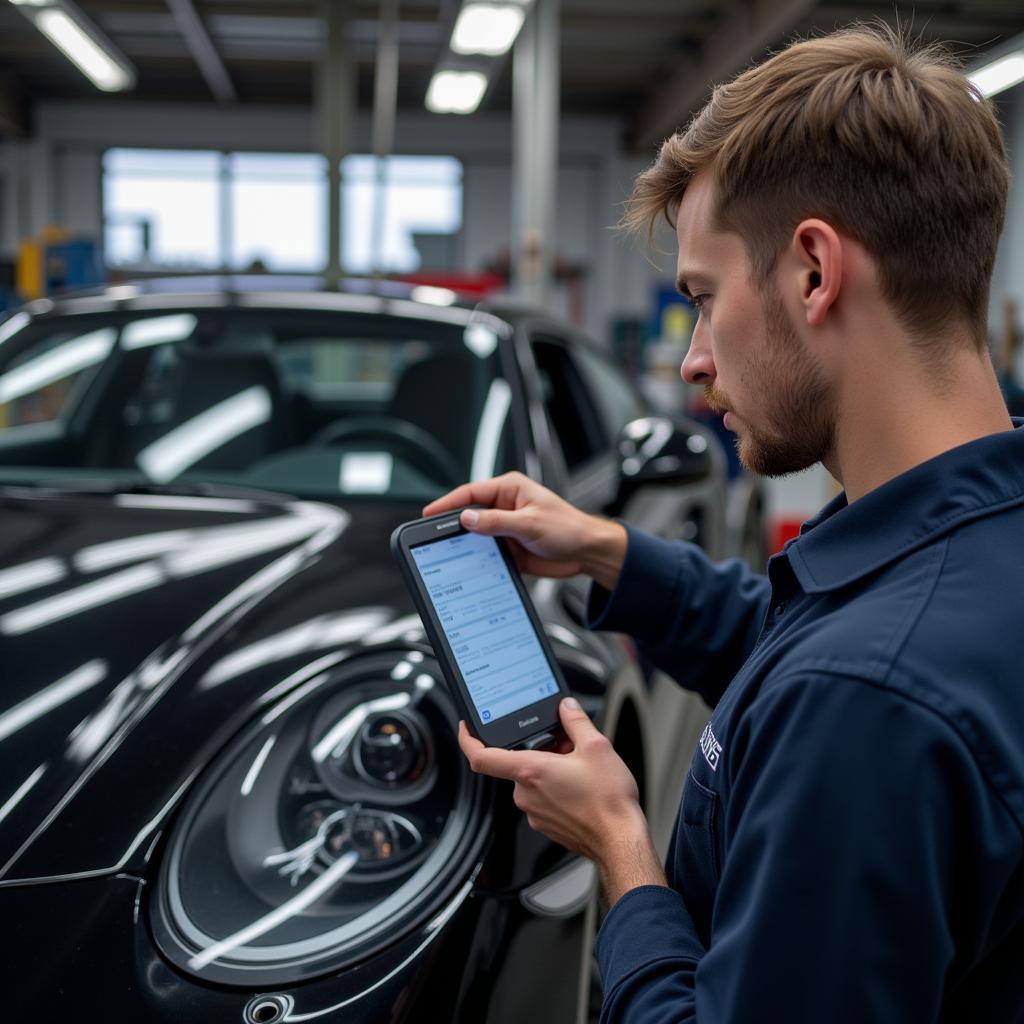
[0,286,723,1021]
[0,488,604,1019]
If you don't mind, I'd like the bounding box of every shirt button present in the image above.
[773,602,787,616]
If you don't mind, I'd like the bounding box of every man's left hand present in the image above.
[457,697,668,905]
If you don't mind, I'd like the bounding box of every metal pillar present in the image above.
[512,0,560,309]
[371,0,400,278]
[317,0,354,289]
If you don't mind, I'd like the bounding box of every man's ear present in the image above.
[789,219,842,327]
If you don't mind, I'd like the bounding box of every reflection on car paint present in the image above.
[0,660,107,744]
[199,608,394,688]
[188,850,361,971]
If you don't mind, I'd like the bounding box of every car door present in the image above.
[519,323,715,855]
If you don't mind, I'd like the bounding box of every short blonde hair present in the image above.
[625,25,1010,347]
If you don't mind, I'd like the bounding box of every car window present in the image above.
[573,344,646,438]
[0,309,515,502]
[530,337,608,472]
[0,325,116,429]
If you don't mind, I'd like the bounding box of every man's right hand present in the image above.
[422,472,628,591]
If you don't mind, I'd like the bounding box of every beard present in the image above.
[704,284,836,477]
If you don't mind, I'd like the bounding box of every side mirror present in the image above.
[613,416,716,505]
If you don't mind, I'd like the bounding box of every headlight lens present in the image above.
[151,650,485,985]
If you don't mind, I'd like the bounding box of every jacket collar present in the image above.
[782,420,1024,594]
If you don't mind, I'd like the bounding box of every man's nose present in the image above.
[681,329,715,385]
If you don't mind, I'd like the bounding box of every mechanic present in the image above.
[425,25,1024,1024]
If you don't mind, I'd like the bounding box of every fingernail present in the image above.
[462,509,479,527]
[563,697,580,711]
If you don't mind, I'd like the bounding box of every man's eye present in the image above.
[692,294,710,312]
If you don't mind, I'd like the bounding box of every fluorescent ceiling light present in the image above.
[33,7,135,92]
[451,3,526,56]
[426,70,488,114]
[968,52,1024,98]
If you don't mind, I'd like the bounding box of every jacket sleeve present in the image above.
[594,672,1011,1023]
[584,523,771,707]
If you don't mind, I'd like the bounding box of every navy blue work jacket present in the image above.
[586,424,1024,1023]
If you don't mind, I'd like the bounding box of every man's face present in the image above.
[675,172,836,476]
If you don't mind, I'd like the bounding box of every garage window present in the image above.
[102,149,462,275]
[341,155,462,273]
[104,149,221,268]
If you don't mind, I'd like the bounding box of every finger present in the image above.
[457,721,535,781]
[461,506,533,539]
[423,478,503,517]
[558,697,600,746]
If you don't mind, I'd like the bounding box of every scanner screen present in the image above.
[412,532,559,723]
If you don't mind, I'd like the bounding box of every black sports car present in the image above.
[0,279,754,1021]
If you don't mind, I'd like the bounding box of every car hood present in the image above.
[0,488,425,882]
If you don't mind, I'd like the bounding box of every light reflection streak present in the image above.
[470,377,512,482]
[165,517,320,576]
[120,313,197,351]
[261,671,335,726]
[240,735,276,796]
[74,530,192,573]
[200,609,391,688]
[2,506,348,638]
[135,385,272,483]
[182,504,348,642]
[282,880,474,1022]
[0,312,30,348]
[187,849,360,971]
[311,693,411,764]
[0,328,116,404]
[0,563,165,635]
[0,660,107,744]
[463,322,498,358]
[0,764,47,826]
[67,678,137,762]
[138,647,189,690]
[114,494,259,513]
[362,614,424,645]
[0,557,66,600]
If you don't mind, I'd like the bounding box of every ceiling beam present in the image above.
[165,0,238,102]
[630,0,816,153]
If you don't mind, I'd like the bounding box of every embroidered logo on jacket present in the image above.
[700,721,723,772]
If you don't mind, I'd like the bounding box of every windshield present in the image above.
[0,306,516,502]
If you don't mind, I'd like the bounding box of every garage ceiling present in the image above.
[2,0,1023,149]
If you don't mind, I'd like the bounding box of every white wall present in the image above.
[0,100,672,343]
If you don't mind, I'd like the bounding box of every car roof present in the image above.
[6,276,550,334]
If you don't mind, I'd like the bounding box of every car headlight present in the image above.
[151,649,486,986]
